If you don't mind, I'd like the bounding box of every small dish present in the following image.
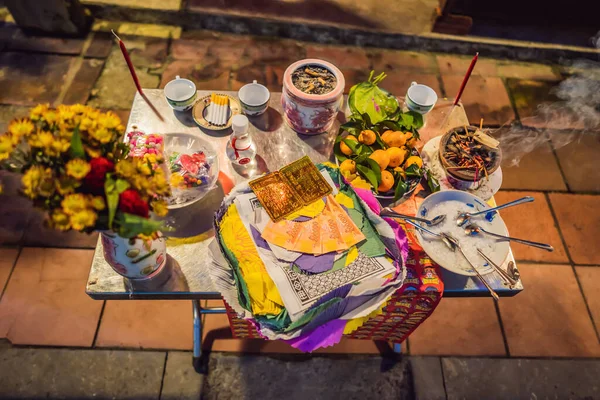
[238,80,270,116]
[192,94,242,130]
[164,76,197,111]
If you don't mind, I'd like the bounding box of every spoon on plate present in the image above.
[441,233,499,301]
[464,224,554,252]
[380,207,446,227]
[456,196,534,226]
[407,221,500,301]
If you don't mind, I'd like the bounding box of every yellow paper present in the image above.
[343,300,388,335]
[220,205,283,315]
[344,247,359,266]
[334,192,354,209]
[285,198,326,220]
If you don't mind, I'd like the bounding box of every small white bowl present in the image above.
[164,76,197,111]
[238,80,270,116]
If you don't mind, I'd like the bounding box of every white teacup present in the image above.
[164,75,197,111]
[406,82,438,115]
[238,80,270,116]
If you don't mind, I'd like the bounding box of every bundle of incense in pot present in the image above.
[207,94,229,126]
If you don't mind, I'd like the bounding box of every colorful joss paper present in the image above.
[219,205,284,315]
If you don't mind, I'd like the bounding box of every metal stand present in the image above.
[192,300,227,373]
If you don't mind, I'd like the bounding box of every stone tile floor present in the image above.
[0,17,599,398]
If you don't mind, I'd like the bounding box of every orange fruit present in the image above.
[386,147,408,168]
[394,166,407,180]
[378,170,394,192]
[340,135,358,156]
[369,149,390,170]
[404,155,423,169]
[340,159,357,174]
[381,130,407,148]
[404,132,417,148]
[358,129,376,145]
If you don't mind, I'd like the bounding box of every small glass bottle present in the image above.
[226,114,256,165]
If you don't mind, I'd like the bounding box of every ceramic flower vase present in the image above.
[281,59,345,135]
[101,232,167,279]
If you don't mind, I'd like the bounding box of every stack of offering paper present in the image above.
[209,160,407,352]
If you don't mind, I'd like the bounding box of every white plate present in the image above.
[415,190,510,276]
[421,135,502,201]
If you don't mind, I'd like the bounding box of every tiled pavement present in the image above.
[0,16,600,398]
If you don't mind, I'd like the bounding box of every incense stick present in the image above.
[112,30,165,122]
[453,52,478,106]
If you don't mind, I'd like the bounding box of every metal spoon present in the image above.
[477,248,518,287]
[508,261,520,281]
[441,233,499,301]
[456,196,534,226]
[380,207,446,227]
[464,224,554,252]
[403,219,443,237]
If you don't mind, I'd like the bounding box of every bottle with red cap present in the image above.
[226,114,256,166]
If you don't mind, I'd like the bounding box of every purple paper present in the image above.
[293,216,312,222]
[250,225,271,250]
[309,283,352,309]
[294,252,336,273]
[285,318,346,352]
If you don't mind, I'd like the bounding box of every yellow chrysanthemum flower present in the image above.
[143,153,158,165]
[55,176,78,195]
[57,105,75,122]
[138,162,152,176]
[51,139,71,154]
[28,131,54,149]
[30,104,49,121]
[152,174,171,196]
[42,110,58,125]
[84,146,102,158]
[90,127,114,144]
[69,104,88,114]
[151,200,168,217]
[0,134,14,161]
[51,210,71,231]
[79,116,97,132]
[70,209,97,231]
[22,166,53,199]
[62,193,88,215]
[115,159,137,178]
[90,196,106,211]
[66,159,91,180]
[8,118,34,143]
[98,111,121,129]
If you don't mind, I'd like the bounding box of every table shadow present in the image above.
[248,107,283,132]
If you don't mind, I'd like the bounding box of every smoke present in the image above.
[493,34,600,167]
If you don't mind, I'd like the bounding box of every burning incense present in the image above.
[111,30,165,122]
[453,52,478,106]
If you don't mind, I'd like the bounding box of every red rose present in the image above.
[118,189,149,217]
[85,157,115,190]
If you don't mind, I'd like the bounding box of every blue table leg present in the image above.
[192,300,203,369]
[192,300,227,373]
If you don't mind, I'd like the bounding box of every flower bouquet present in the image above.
[0,104,172,279]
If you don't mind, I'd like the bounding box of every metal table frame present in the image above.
[86,90,522,370]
